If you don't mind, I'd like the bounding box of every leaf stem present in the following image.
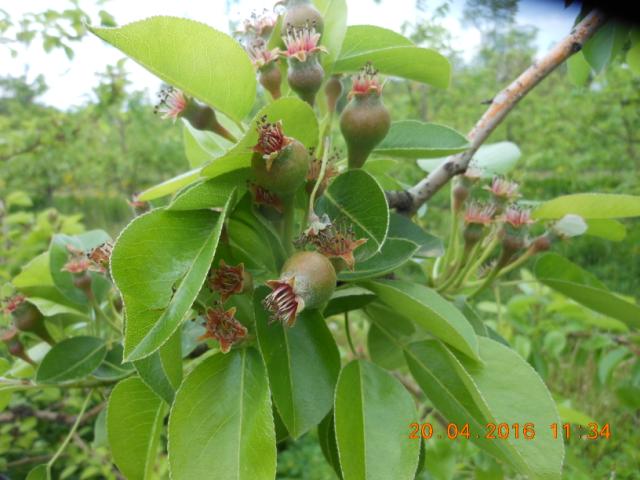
[91,297,120,335]
[307,136,332,222]
[461,231,500,285]
[344,311,357,357]
[0,377,122,392]
[47,389,93,477]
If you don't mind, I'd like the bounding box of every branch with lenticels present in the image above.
[386,10,607,214]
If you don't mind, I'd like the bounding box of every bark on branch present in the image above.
[386,10,607,214]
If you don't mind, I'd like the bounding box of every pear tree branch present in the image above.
[386,10,607,214]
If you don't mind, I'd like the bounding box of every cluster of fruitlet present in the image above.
[146,0,396,351]
[436,173,587,297]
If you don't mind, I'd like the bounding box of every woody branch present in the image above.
[386,9,607,214]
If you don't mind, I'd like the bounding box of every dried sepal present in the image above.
[199,306,247,353]
[209,260,247,303]
[253,117,292,170]
[154,86,188,122]
[298,220,368,270]
[248,40,280,70]
[484,177,520,202]
[503,206,533,228]
[464,203,496,226]
[88,242,113,273]
[2,294,25,316]
[283,24,327,62]
[263,277,304,327]
[349,62,384,98]
[249,182,284,212]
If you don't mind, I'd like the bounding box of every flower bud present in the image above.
[251,118,310,196]
[340,63,390,169]
[263,251,336,326]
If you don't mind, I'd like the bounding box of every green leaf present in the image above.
[374,121,468,158]
[556,404,596,427]
[112,200,232,362]
[49,230,111,305]
[182,122,226,168]
[134,329,182,404]
[27,296,86,318]
[137,167,203,202]
[11,251,88,316]
[91,17,256,121]
[405,338,564,479]
[107,377,165,480]
[254,287,340,438]
[338,238,419,281]
[534,253,640,329]
[12,252,53,288]
[168,349,276,479]
[627,41,640,75]
[324,286,376,317]
[365,302,419,370]
[93,343,135,381]
[418,141,521,177]
[388,213,444,257]
[226,194,285,274]
[36,336,107,383]
[333,25,451,88]
[583,20,629,73]
[26,465,49,480]
[533,193,640,219]
[201,97,319,178]
[585,218,626,241]
[316,170,389,260]
[314,0,347,70]
[168,169,248,211]
[567,52,591,86]
[361,279,479,361]
[597,346,630,385]
[318,412,343,479]
[334,360,420,480]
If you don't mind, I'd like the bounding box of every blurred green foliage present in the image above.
[0,62,185,234]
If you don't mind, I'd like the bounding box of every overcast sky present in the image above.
[1,0,579,109]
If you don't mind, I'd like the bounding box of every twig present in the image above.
[6,454,53,468]
[386,10,607,214]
